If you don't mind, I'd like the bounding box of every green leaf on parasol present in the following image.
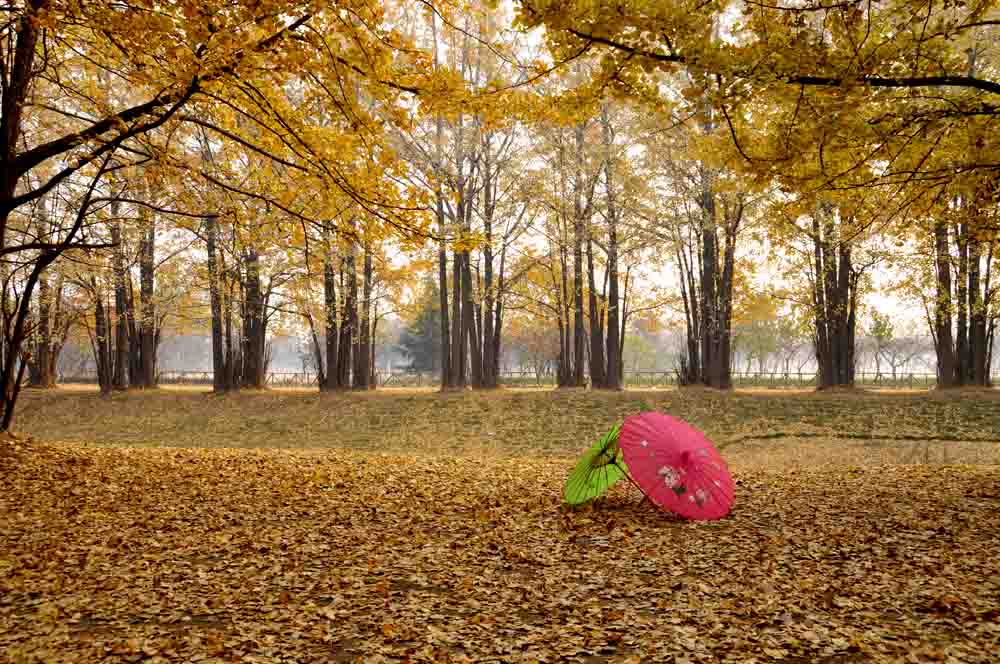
[563,424,628,505]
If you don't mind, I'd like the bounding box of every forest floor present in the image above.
[2,388,1000,662]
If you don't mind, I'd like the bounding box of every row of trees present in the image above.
[0,0,996,430]
[398,282,937,380]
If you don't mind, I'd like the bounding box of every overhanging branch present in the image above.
[551,24,1000,96]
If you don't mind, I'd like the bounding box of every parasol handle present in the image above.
[615,461,654,507]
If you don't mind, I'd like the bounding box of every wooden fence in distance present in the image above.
[55,369,972,390]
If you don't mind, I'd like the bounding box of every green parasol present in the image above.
[563,424,628,505]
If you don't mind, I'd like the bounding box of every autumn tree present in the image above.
[529,118,599,387]
[0,0,462,427]
[394,1,538,391]
[640,117,755,390]
[0,2,308,423]
[893,186,999,388]
[519,0,997,394]
[518,1,999,190]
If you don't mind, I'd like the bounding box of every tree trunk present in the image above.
[338,239,356,388]
[968,227,988,385]
[718,203,738,390]
[571,123,586,387]
[492,292,503,385]
[962,45,989,385]
[700,176,721,387]
[0,5,52,427]
[586,235,606,388]
[224,279,239,390]
[369,305,378,389]
[437,199,451,390]
[111,220,129,390]
[0,8,42,236]
[126,280,142,387]
[0,254,57,430]
[431,0,451,390]
[600,107,622,390]
[692,84,733,390]
[29,269,55,388]
[138,216,156,388]
[933,219,957,387]
[321,228,340,391]
[92,281,113,396]
[812,213,831,386]
[837,242,855,385]
[354,243,372,390]
[813,207,857,389]
[241,249,265,389]
[557,239,573,387]
[956,222,970,383]
[448,249,464,388]
[206,214,229,392]
[462,249,482,388]
[490,211,507,385]
[25,199,53,387]
[0,262,7,386]
[308,313,325,385]
[482,155,498,389]
[618,268,630,385]
[675,230,701,384]
[554,142,572,388]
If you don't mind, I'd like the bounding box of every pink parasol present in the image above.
[619,411,735,520]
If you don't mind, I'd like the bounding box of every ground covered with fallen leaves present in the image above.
[3,389,1000,662]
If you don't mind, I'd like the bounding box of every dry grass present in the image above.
[13,385,1000,468]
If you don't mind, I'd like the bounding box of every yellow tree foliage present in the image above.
[517,0,999,220]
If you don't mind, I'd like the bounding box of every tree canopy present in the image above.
[0,0,996,426]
